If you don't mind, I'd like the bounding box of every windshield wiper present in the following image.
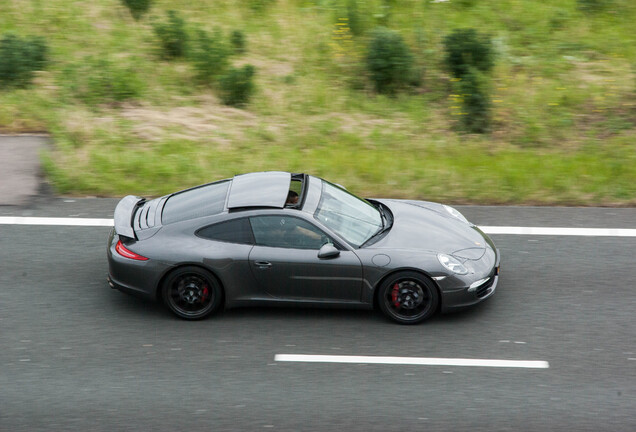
[377,204,386,229]
[361,203,392,247]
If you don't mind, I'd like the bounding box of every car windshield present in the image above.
[314,181,383,247]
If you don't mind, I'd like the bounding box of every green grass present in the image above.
[1,0,636,205]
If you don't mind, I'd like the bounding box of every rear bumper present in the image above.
[107,273,157,301]
[107,229,167,301]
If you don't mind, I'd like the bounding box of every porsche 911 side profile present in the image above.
[107,172,500,324]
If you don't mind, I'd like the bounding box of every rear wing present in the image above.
[114,195,145,239]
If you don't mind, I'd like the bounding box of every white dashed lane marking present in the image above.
[275,354,550,369]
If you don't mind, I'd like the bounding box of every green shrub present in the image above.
[60,57,143,105]
[549,9,571,31]
[375,0,392,26]
[366,27,413,95]
[577,0,609,13]
[455,68,490,133]
[219,65,255,107]
[455,0,477,7]
[190,28,230,83]
[346,0,363,36]
[247,0,275,12]
[0,33,48,88]
[152,10,188,59]
[444,28,494,133]
[230,30,246,54]
[444,28,493,79]
[121,0,152,21]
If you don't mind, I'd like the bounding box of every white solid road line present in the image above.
[275,354,550,369]
[0,216,114,226]
[1,217,636,237]
[480,226,636,237]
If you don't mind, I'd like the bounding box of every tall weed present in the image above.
[60,57,143,105]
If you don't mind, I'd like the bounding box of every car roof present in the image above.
[226,171,291,209]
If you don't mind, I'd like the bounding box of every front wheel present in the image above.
[162,266,223,320]
[378,272,439,325]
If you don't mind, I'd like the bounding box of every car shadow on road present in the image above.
[220,306,382,323]
[105,283,499,325]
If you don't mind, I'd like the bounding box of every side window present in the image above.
[197,218,254,244]
[250,216,330,250]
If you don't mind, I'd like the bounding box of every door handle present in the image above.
[255,261,272,269]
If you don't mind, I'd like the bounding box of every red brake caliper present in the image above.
[201,285,209,302]
[391,283,401,307]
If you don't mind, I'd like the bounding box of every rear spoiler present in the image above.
[114,195,145,239]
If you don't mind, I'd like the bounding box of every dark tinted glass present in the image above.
[250,216,329,250]
[197,218,254,244]
[162,181,230,225]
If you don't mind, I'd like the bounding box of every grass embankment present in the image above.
[1,0,635,205]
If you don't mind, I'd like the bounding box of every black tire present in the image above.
[377,271,439,325]
[161,266,223,320]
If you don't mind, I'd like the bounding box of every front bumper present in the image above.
[440,249,500,313]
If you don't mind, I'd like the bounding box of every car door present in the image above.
[248,215,363,302]
[196,218,259,301]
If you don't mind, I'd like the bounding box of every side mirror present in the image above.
[318,243,340,259]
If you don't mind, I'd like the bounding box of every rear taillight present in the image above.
[115,240,149,261]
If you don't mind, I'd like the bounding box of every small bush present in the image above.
[371,0,393,26]
[60,57,143,105]
[190,28,230,83]
[152,10,188,59]
[346,0,363,36]
[444,28,493,79]
[366,27,413,95]
[549,9,571,31]
[121,0,152,21]
[247,0,275,12]
[577,0,609,13]
[219,65,255,107]
[455,68,490,133]
[0,33,48,88]
[230,30,246,54]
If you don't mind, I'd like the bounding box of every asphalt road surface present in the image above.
[1,199,635,431]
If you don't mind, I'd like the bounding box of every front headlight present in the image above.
[443,205,469,224]
[437,253,468,275]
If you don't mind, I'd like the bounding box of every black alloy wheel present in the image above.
[378,271,439,324]
[162,266,222,320]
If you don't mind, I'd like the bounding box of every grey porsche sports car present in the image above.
[107,172,500,324]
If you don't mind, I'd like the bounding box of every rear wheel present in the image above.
[162,266,222,320]
[378,272,439,325]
